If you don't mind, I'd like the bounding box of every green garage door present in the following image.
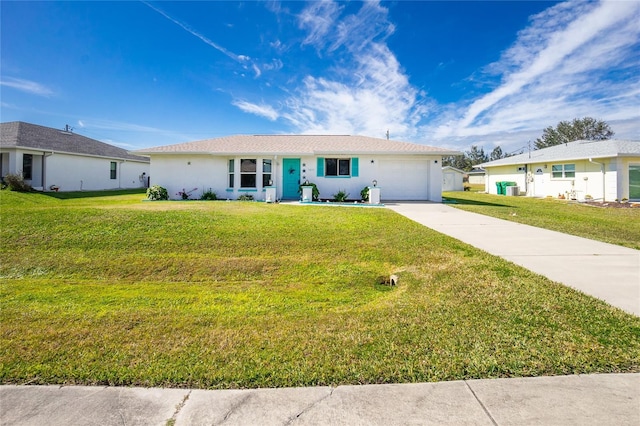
[630,165,640,200]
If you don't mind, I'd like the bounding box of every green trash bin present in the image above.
[496,181,506,195]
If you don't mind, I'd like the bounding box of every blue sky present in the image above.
[1,1,638,154]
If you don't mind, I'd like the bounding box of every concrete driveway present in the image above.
[387,202,640,316]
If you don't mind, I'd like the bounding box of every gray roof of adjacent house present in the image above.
[442,166,466,174]
[0,121,149,163]
[134,134,461,156]
[480,139,640,168]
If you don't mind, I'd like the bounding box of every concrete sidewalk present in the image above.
[387,202,640,316]
[1,374,638,425]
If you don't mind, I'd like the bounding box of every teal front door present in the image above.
[282,158,301,200]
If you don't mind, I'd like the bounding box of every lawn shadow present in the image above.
[41,189,146,200]
[442,196,512,208]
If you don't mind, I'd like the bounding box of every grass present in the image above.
[1,190,639,389]
[443,191,640,250]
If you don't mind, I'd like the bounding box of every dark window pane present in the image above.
[241,174,256,188]
[229,174,234,188]
[228,159,234,173]
[325,158,337,176]
[22,154,33,180]
[110,162,117,179]
[262,173,272,187]
[263,160,272,173]
[338,159,350,175]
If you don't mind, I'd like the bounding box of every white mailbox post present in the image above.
[369,187,381,204]
[301,186,314,203]
[265,186,276,203]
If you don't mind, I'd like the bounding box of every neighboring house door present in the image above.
[630,165,640,200]
[533,167,545,197]
[282,158,301,200]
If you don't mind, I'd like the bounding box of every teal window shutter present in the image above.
[317,157,325,177]
[351,158,359,177]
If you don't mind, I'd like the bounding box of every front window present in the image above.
[228,159,235,188]
[240,159,257,188]
[551,164,575,179]
[325,158,350,176]
[22,154,33,180]
[262,159,272,187]
[110,162,117,179]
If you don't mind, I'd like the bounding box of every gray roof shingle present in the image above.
[134,134,460,156]
[480,139,640,168]
[1,121,149,163]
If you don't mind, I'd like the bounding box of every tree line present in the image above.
[443,117,614,171]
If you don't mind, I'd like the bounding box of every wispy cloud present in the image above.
[298,0,342,49]
[0,77,54,97]
[428,0,640,148]
[232,100,279,121]
[143,1,249,64]
[279,0,425,139]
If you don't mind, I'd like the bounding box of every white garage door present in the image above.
[378,159,429,200]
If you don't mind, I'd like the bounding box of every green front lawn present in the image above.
[1,190,639,389]
[443,191,640,250]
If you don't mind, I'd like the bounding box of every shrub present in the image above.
[298,182,320,201]
[200,189,217,201]
[360,186,370,201]
[2,173,32,192]
[146,185,169,201]
[177,188,198,200]
[238,194,254,201]
[333,189,349,202]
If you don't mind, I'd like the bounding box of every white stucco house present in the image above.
[467,168,486,185]
[0,122,150,192]
[442,166,465,191]
[479,139,640,201]
[134,134,460,202]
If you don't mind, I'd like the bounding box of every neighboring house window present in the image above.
[317,158,359,177]
[240,159,257,188]
[551,164,575,179]
[262,159,272,187]
[22,154,33,180]
[228,159,235,188]
[110,162,117,179]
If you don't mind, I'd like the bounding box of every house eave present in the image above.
[13,145,150,163]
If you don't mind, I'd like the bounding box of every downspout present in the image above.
[589,158,605,202]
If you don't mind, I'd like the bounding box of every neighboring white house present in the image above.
[442,166,465,191]
[0,121,150,192]
[467,168,486,185]
[134,135,460,202]
[479,139,640,201]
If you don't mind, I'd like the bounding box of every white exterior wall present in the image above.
[299,155,438,201]
[150,155,228,200]
[149,154,444,202]
[45,153,149,191]
[442,170,464,191]
[0,148,149,191]
[484,158,637,201]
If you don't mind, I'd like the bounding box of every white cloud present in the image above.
[232,100,279,121]
[298,0,342,49]
[275,0,424,140]
[429,0,640,147]
[0,77,54,97]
